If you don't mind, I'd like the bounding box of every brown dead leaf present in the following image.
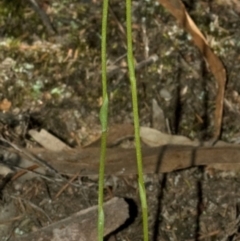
[0,98,11,111]
[158,0,226,141]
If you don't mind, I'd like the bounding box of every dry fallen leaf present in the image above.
[158,0,226,141]
[140,126,199,147]
[0,98,11,111]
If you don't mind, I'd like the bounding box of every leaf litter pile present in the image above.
[0,0,240,240]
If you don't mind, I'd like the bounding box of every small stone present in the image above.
[160,88,172,101]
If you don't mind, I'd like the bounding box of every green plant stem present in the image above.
[126,0,149,240]
[98,0,109,240]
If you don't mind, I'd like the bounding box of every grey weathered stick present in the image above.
[11,197,128,241]
[28,0,57,35]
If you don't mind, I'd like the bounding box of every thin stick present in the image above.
[54,172,79,199]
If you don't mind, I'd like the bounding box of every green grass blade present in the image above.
[126,0,149,240]
[98,0,109,240]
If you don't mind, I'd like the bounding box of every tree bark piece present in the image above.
[21,145,240,175]
[3,145,240,177]
[11,197,128,241]
[28,129,71,151]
